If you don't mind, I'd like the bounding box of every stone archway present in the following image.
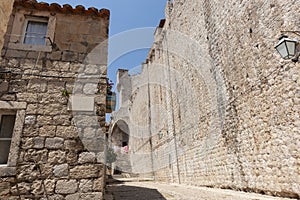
[111,119,129,149]
[110,119,131,174]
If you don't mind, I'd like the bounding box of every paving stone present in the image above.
[105,180,296,200]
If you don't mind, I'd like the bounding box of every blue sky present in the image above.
[42,0,166,79]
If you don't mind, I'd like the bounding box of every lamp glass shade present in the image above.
[275,37,297,59]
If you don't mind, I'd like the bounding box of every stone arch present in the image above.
[110,119,130,148]
[109,119,132,174]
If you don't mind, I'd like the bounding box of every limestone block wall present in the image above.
[124,0,300,198]
[127,66,153,174]
[0,2,109,199]
[0,0,14,52]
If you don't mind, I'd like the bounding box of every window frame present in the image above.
[7,10,56,52]
[0,111,16,166]
[22,16,49,46]
[0,101,26,177]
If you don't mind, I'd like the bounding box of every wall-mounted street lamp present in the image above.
[275,31,300,62]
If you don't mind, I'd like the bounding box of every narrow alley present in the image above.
[0,0,299,200]
[104,177,297,200]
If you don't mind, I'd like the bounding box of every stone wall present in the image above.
[0,0,14,52]
[0,2,109,199]
[114,0,300,198]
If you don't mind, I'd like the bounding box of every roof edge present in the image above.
[14,0,110,18]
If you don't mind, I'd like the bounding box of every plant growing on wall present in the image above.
[61,89,71,97]
[106,78,114,95]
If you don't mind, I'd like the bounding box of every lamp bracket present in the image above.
[280,31,300,37]
[292,51,300,63]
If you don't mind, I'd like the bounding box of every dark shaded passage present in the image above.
[104,178,167,200]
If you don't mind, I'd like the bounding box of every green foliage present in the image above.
[106,78,114,95]
[61,89,71,97]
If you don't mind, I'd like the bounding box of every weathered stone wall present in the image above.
[115,0,300,198]
[0,0,14,52]
[0,2,109,199]
[2,4,109,64]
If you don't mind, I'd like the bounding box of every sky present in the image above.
[41,0,167,120]
[41,0,166,79]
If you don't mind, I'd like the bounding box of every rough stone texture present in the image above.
[33,137,45,149]
[0,182,10,196]
[112,0,300,199]
[70,165,101,179]
[53,164,69,177]
[0,0,14,52]
[31,180,44,195]
[80,192,102,200]
[45,137,64,149]
[65,193,80,200]
[79,179,94,193]
[48,150,66,165]
[45,194,65,200]
[56,180,78,194]
[56,126,78,139]
[79,152,96,164]
[93,177,104,192]
[24,115,36,125]
[0,1,109,199]
[45,179,56,194]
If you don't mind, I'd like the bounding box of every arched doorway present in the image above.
[110,120,131,174]
[111,120,129,149]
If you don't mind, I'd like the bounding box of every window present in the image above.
[23,18,48,45]
[0,102,26,176]
[7,11,55,52]
[0,113,16,165]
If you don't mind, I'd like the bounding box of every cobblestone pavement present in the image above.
[104,179,297,200]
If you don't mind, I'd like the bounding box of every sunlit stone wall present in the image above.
[0,0,14,53]
[117,0,300,198]
[0,1,109,199]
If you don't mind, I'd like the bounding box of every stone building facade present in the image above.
[0,0,109,199]
[112,0,300,198]
[0,0,14,51]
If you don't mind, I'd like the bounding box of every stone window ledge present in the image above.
[0,166,16,177]
[8,43,52,52]
[0,101,27,109]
